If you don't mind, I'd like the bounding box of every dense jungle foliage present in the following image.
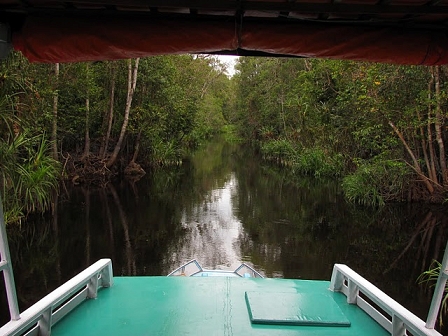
[0,53,233,224]
[1,53,448,224]
[233,58,448,206]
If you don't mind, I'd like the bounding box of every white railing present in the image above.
[167,259,203,276]
[0,258,113,336]
[167,259,264,278]
[330,264,442,336]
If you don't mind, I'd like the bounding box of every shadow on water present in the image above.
[1,138,447,333]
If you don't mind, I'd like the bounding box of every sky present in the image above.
[216,55,239,77]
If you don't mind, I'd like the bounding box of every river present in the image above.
[1,138,447,332]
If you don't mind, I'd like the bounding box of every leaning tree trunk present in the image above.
[107,58,140,168]
[389,120,434,194]
[198,55,226,99]
[418,111,431,182]
[52,63,59,161]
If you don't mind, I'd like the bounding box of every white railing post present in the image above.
[101,261,113,288]
[425,240,448,329]
[87,274,99,299]
[392,315,406,336]
[0,192,20,321]
[38,307,53,336]
[347,279,359,304]
[329,266,344,292]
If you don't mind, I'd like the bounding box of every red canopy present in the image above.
[4,0,448,64]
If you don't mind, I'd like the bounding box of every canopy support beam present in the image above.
[0,192,20,321]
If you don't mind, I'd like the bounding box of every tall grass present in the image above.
[260,139,296,165]
[342,159,410,207]
[292,148,344,178]
[0,133,60,224]
[260,139,344,177]
[342,169,385,207]
[150,139,182,166]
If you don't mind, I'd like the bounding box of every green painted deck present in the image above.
[52,277,389,336]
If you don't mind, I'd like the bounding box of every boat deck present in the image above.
[51,276,388,336]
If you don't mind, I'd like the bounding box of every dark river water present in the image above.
[1,139,448,332]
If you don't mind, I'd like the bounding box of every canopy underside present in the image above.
[1,0,448,64]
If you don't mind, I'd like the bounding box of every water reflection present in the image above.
[109,184,136,276]
[166,173,244,271]
[1,139,447,332]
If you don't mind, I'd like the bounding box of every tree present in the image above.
[234,57,448,203]
[81,63,91,162]
[107,58,140,168]
[100,62,116,159]
[433,66,448,186]
[52,63,59,161]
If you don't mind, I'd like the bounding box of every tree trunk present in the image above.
[81,95,90,161]
[81,64,90,162]
[417,110,433,182]
[200,57,224,99]
[427,71,438,182]
[107,58,140,168]
[52,63,59,161]
[433,65,448,186]
[100,62,116,159]
[131,129,142,163]
[389,120,434,193]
